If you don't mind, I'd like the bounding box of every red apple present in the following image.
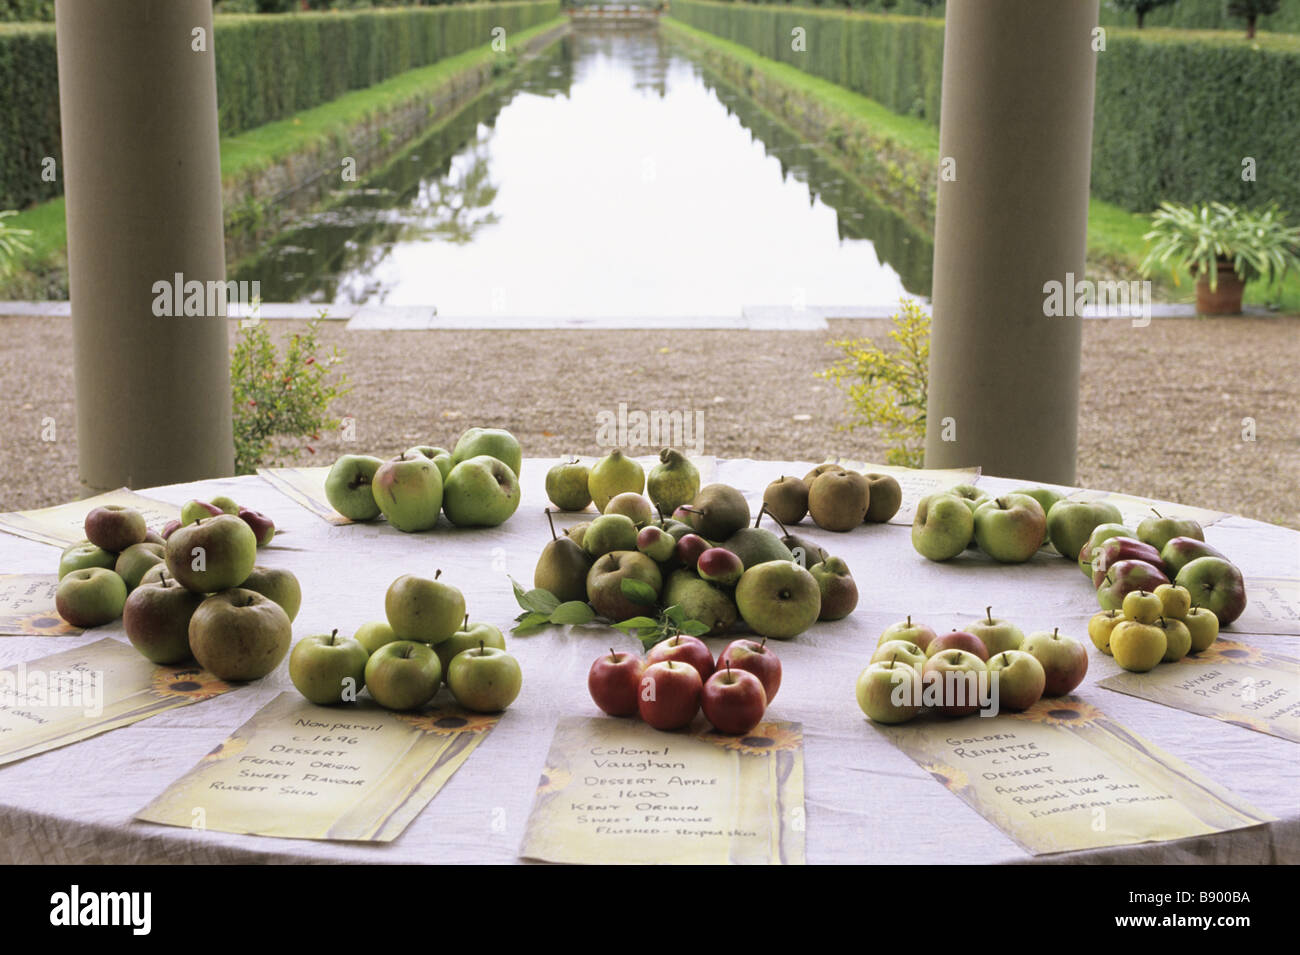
[238,506,276,547]
[638,660,703,731]
[675,534,710,570]
[646,634,714,683]
[701,665,767,735]
[717,638,781,703]
[587,648,644,717]
[926,629,989,662]
[1091,537,1165,588]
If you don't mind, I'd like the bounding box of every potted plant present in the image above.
[1141,201,1300,316]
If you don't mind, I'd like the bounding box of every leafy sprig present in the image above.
[509,577,596,635]
[613,604,711,651]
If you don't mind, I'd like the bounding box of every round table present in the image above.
[1,459,1296,863]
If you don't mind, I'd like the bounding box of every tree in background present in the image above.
[1108,0,1180,30]
[1228,0,1280,38]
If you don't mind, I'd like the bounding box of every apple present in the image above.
[734,561,821,640]
[587,551,662,623]
[1137,510,1204,553]
[1012,487,1064,527]
[238,507,276,547]
[1087,609,1125,655]
[926,630,989,662]
[1160,537,1229,578]
[870,640,928,673]
[1021,628,1088,696]
[636,525,677,563]
[717,638,781,703]
[810,557,858,621]
[1078,522,1135,576]
[58,541,117,580]
[863,473,903,523]
[290,629,370,705]
[588,649,645,717]
[546,457,593,511]
[1121,589,1164,625]
[674,534,711,570]
[856,660,923,724]
[965,607,1024,656]
[911,493,974,562]
[922,650,988,717]
[238,566,302,622]
[944,484,989,515]
[164,514,258,594]
[637,660,703,731]
[451,427,522,479]
[1176,557,1247,626]
[697,548,744,587]
[446,645,522,713]
[987,650,1046,712]
[972,494,1046,563]
[325,454,385,521]
[122,571,204,663]
[1154,583,1192,620]
[1110,620,1166,672]
[143,530,166,547]
[1184,607,1220,653]
[435,620,507,681]
[188,589,291,681]
[84,504,147,552]
[1090,536,1166,588]
[353,620,400,655]
[604,492,653,526]
[180,499,224,526]
[138,562,169,587]
[442,455,521,527]
[1046,499,1123,565]
[1096,559,1171,612]
[385,572,466,644]
[364,640,443,710]
[646,634,715,683]
[210,495,240,515]
[702,665,767,735]
[372,454,443,532]
[161,519,181,541]
[1156,617,1192,662]
[583,514,639,559]
[55,567,127,628]
[114,542,164,591]
[878,616,938,652]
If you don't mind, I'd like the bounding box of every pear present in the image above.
[546,457,592,512]
[657,518,694,541]
[535,511,592,603]
[810,557,859,621]
[588,449,645,511]
[664,570,737,637]
[758,508,830,568]
[565,522,591,548]
[647,448,700,518]
[808,470,870,532]
[763,476,809,525]
[680,484,750,541]
[722,510,794,568]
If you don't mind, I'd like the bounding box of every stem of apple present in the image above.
[545,508,558,540]
[609,647,618,662]
[478,640,485,655]
[1152,508,1163,518]
[986,606,993,624]
[463,614,469,630]
[328,629,337,645]
[1052,627,1060,638]
[435,569,442,580]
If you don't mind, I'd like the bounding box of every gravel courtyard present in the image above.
[2,314,1297,528]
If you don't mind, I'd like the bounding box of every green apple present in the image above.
[324,454,385,521]
[210,495,240,515]
[290,629,370,705]
[586,551,663,622]
[965,607,1024,656]
[810,557,858,621]
[856,660,922,724]
[1156,617,1192,662]
[114,542,165,591]
[354,620,400,655]
[436,620,507,683]
[879,616,938,652]
[365,641,443,711]
[1121,589,1163,624]
[1046,499,1124,565]
[1175,557,1247,626]
[447,645,523,713]
[122,571,204,663]
[188,589,292,681]
[1088,609,1125,655]
[58,541,117,580]
[1154,583,1192,620]
[1137,510,1204,553]
[238,566,302,622]
[1184,607,1220,653]
[870,640,927,673]
[442,455,521,527]
[944,484,988,515]
[373,454,443,532]
[604,492,654,526]
[385,572,466,645]
[911,493,974,562]
[55,567,128,628]
[1011,487,1064,528]
[164,515,257,594]
[987,650,1046,712]
[546,457,593,511]
[451,427,522,479]
[972,494,1047,563]
[180,499,223,526]
[1110,620,1166,673]
[734,560,821,640]
[583,513,639,559]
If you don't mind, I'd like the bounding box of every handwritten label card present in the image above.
[874,697,1271,855]
[137,692,499,842]
[0,574,79,636]
[258,467,349,525]
[0,637,235,766]
[0,488,180,549]
[1235,578,1300,636]
[520,716,805,865]
[1100,641,1300,743]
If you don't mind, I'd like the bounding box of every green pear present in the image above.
[664,569,737,637]
[646,448,700,518]
[536,511,592,603]
[721,525,793,569]
[588,449,645,511]
[681,484,750,541]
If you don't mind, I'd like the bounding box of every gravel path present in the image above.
[2,315,1297,528]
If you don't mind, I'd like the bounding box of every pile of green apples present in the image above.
[1088,583,1220,673]
[325,427,522,530]
[912,484,1079,563]
[763,466,901,532]
[56,504,170,628]
[290,572,522,714]
[857,610,1088,724]
[537,449,859,641]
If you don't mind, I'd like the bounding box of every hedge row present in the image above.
[669,0,1300,214]
[0,1,559,209]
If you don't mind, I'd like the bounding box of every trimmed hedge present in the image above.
[670,0,1300,214]
[0,1,559,209]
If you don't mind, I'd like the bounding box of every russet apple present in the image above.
[122,570,204,663]
[84,504,147,552]
[164,515,257,594]
[810,557,858,621]
[290,629,370,705]
[188,589,291,681]
[863,473,902,523]
[365,640,442,710]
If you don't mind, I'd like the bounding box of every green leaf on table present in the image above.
[511,611,554,636]
[620,578,658,606]
[550,601,597,625]
[612,616,659,633]
[510,577,560,615]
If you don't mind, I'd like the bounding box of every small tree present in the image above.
[1107,0,1180,29]
[1228,0,1279,38]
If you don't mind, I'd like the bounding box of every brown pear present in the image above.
[680,484,750,541]
[537,510,593,603]
[763,476,809,525]
[808,470,870,532]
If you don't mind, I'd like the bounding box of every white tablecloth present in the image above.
[0,459,1296,864]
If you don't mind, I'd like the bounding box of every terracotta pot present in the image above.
[1195,259,1245,316]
